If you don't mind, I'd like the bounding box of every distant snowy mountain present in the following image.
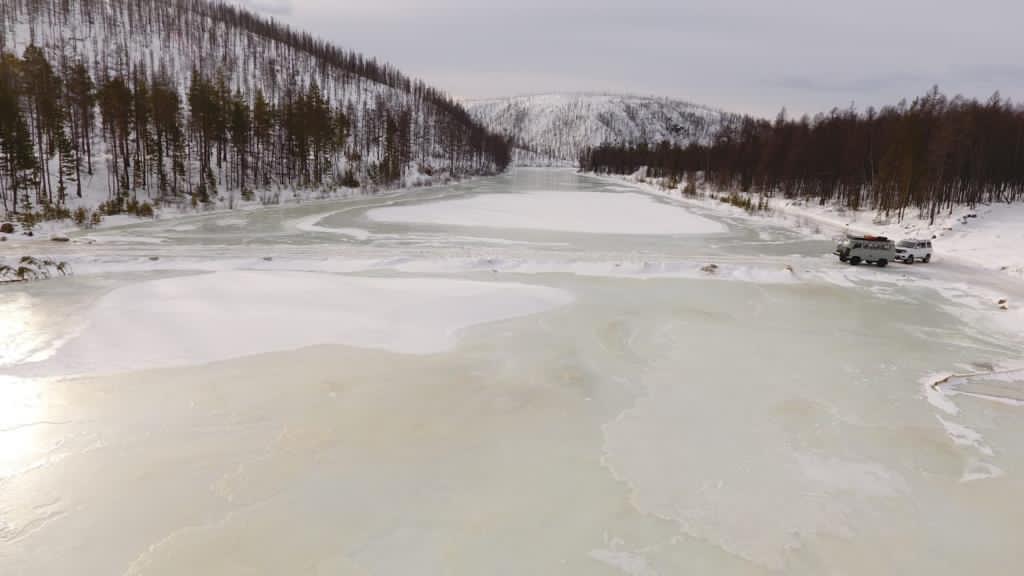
[465,93,735,165]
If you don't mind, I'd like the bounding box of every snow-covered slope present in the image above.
[465,93,733,165]
[0,0,507,225]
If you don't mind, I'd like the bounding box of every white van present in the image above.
[894,240,933,264]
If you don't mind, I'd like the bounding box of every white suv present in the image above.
[895,239,933,264]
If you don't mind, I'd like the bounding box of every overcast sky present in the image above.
[239,0,1024,117]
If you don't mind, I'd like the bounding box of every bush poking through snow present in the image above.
[340,169,360,189]
[72,206,105,229]
[20,210,38,233]
[683,172,698,196]
[717,192,770,214]
[0,257,71,283]
[72,207,89,227]
[0,222,14,234]
[259,191,281,206]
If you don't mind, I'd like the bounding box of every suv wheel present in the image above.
[923,254,931,263]
[850,257,862,266]
[905,255,914,265]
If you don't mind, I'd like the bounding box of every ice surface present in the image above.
[4,169,1024,576]
[367,190,727,235]
[28,271,572,375]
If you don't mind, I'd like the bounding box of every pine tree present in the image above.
[21,45,62,206]
[0,53,38,216]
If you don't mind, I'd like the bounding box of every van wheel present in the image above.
[905,255,914,265]
[877,259,888,268]
[924,255,931,263]
[850,257,862,266]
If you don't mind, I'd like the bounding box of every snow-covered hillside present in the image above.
[465,93,733,165]
[0,0,508,226]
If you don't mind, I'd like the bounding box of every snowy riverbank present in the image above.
[589,170,1024,282]
[0,170,471,247]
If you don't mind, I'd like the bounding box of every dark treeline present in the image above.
[0,0,510,220]
[581,89,1024,222]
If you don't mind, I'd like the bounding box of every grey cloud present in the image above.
[236,0,293,16]
[240,0,1024,116]
[774,73,931,95]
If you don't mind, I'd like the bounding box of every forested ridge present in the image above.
[580,88,1024,222]
[0,0,510,223]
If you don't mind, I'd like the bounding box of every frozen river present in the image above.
[2,169,1023,574]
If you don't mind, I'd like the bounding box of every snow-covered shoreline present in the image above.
[0,172,475,247]
[586,170,1024,283]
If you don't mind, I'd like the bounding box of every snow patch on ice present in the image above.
[23,271,573,376]
[291,210,371,239]
[960,460,1005,483]
[589,539,657,576]
[923,374,960,415]
[795,452,909,498]
[388,257,799,284]
[937,416,993,457]
[367,190,727,235]
[78,234,166,245]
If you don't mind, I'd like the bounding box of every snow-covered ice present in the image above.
[21,271,572,376]
[4,169,1024,576]
[367,190,726,235]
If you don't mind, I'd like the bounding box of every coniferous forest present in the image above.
[0,0,510,222]
[580,88,1024,222]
